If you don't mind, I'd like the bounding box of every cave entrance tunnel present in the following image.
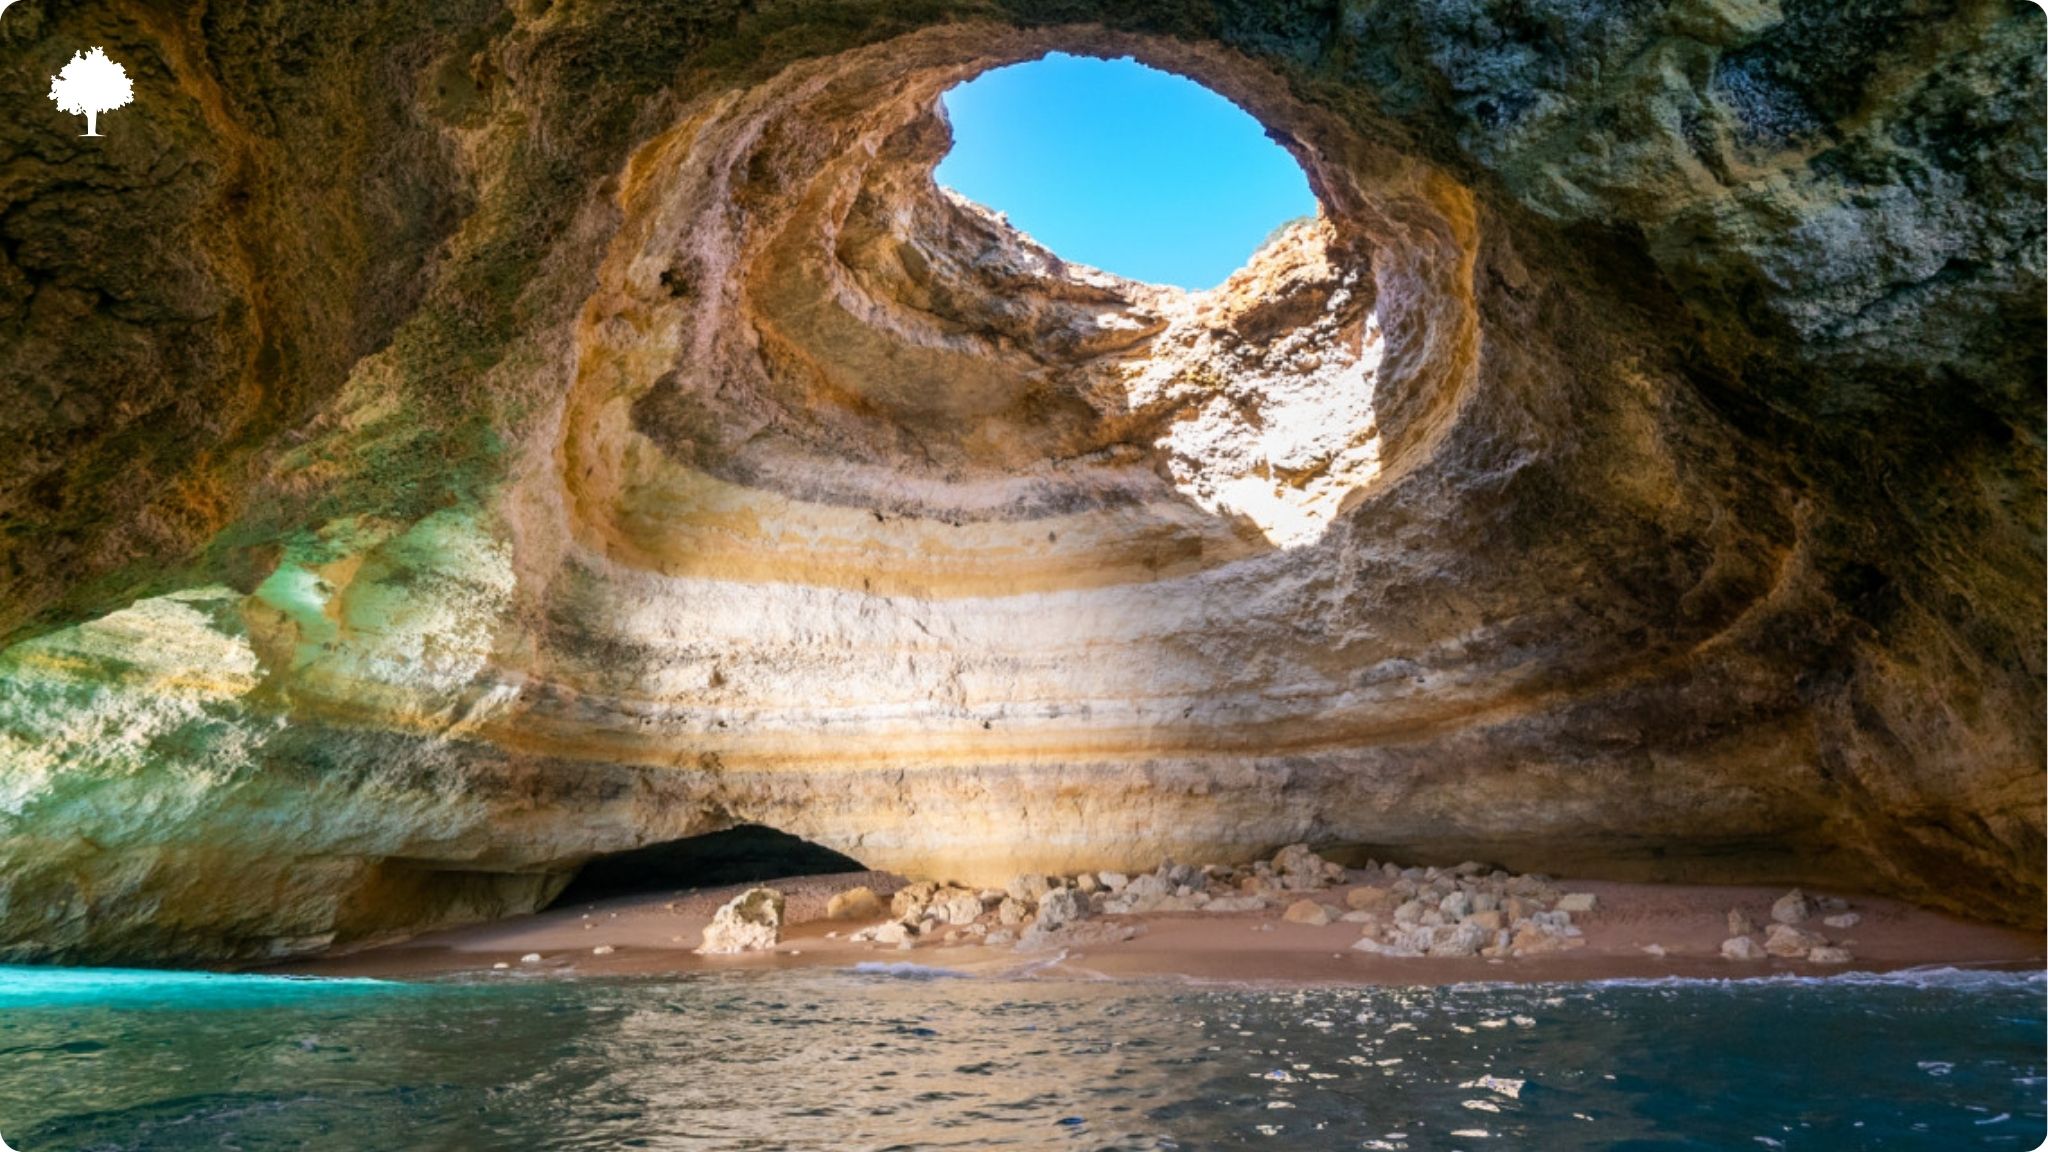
[545,825,868,909]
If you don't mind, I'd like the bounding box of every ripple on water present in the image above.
[0,968,2037,1150]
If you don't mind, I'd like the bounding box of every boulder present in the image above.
[1822,912,1861,929]
[1097,871,1129,892]
[826,886,884,921]
[1509,926,1567,956]
[1345,886,1394,912]
[1463,909,1505,932]
[1555,893,1598,913]
[1204,895,1268,913]
[1272,843,1334,887]
[891,882,937,920]
[1727,908,1756,936]
[1034,887,1085,932]
[936,889,983,926]
[1439,890,1472,920]
[997,897,1029,926]
[1392,899,1427,925]
[1005,873,1054,906]
[869,921,912,946]
[697,887,785,954]
[1720,936,1765,960]
[1807,946,1853,964]
[1283,899,1334,926]
[1763,923,1824,957]
[1429,922,1488,957]
[1770,889,1811,925]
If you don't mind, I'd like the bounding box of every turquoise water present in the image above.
[0,964,2039,1150]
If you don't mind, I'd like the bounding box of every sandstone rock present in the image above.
[1392,899,1426,926]
[1074,873,1100,894]
[826,887,884,921]
[1123,873,1174,904]
[1005,874,1053,906]
[1463,910,1505,932]
[1763,924,1824,958]
[1771,890,1811,925]
[1555,893,1597,914]
[1429,922,1488,957]
[891,883,937,921]
[1344,886,1391,912]
[1509,927,1567,957]
[1823,912,1861,929]
[519,952,543,965]
[997,897,1030,927]
[1720,936,1765,960]
[592,944,614,955]
[1807,946,1853,964]
[864,921,912,946]
[1727,909,1756,937]
[1034,888,1085,933]
[1282,900,1335,926]
[697,888,785,954]
[0,2,2037,966]
[1272,844,1334,888]
[1097,872,1129,893]
[936,889,983,926]
[1439,891,1472,920]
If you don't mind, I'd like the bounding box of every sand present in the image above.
[271,872,2043,986]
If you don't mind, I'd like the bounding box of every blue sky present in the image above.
[935,54,1317,290]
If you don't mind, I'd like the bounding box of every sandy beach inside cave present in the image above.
[273,872,2043,985]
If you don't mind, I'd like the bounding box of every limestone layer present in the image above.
[0,1,2039,962]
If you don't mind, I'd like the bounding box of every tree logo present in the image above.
[48,47,133,138]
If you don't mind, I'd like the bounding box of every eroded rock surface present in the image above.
[0,0,2038,962]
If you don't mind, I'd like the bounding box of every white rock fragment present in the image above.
[1770,889,1811,924]
[1720,936,1765,960]
[697,887,784,954]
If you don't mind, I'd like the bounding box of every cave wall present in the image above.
[0,0,2038,962]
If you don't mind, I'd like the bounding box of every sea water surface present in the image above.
[0,963,2039,1150]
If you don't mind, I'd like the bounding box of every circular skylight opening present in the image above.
[935,53,1318,291]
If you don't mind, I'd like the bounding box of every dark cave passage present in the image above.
[546,825,867,908]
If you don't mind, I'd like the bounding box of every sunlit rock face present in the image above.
[0,1,2039,962]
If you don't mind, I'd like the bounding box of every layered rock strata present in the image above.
[0,1,2038,961]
